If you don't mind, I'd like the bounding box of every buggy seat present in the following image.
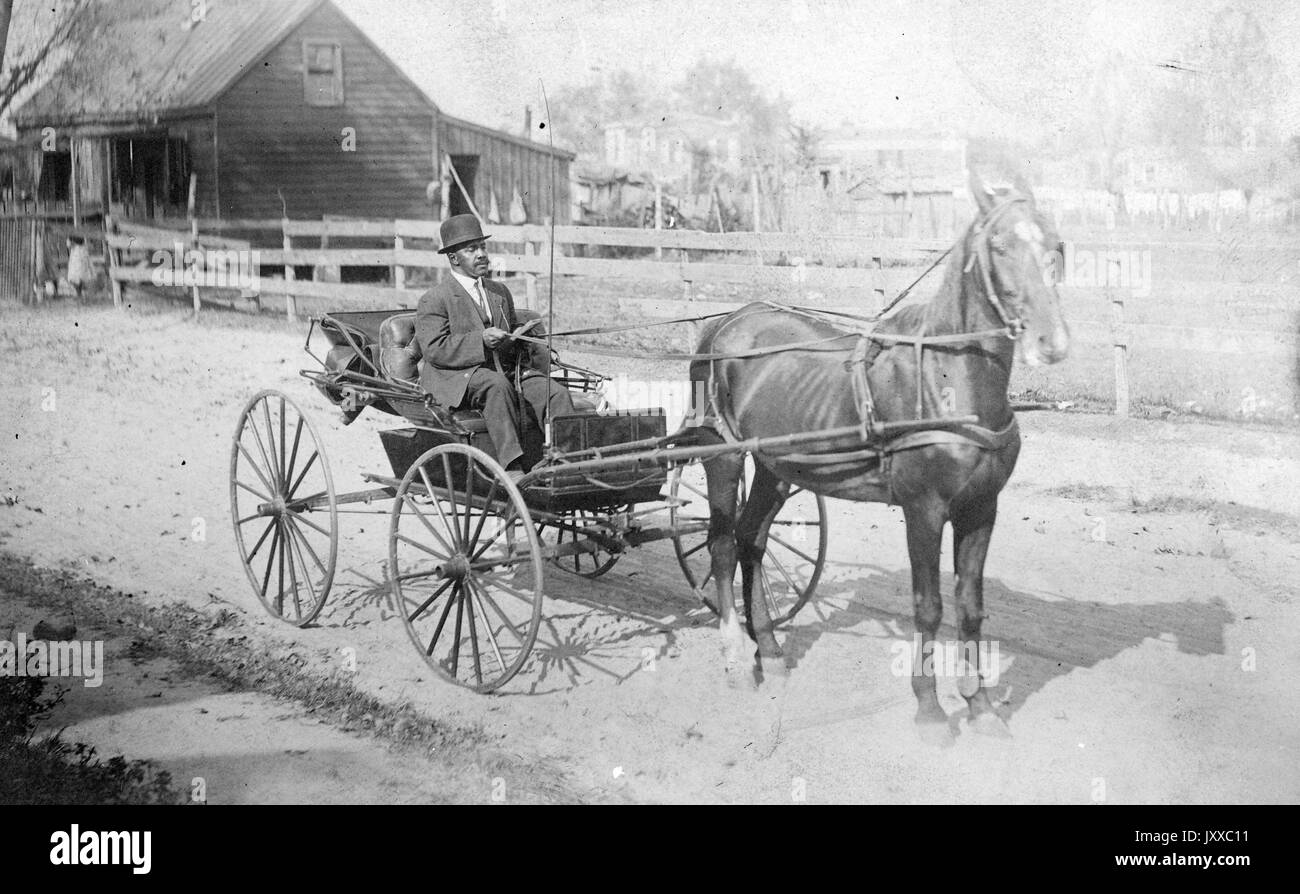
[376,311,599,425]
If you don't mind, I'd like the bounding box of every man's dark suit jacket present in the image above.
[414,276,530,410]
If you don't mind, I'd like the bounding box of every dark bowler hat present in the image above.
[438,214,491,253]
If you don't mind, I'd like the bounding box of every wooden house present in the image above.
[0,0,572,224]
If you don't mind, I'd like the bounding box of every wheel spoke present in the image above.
[406,577,453,622]
[246,518,276,563]
[678,478,710,500]
[439,454,463,544]
[420,467,461,550]
[681,540,708,559]
[259,523,282,599]
[468,480,500,550]
[282,520,304,618]
[287,450,320,500]
[472,574,541,604]
[766,549,802,596]
[278,396,288,496]
[768,531,819,566]
[294,512,333,538]
[450,584,466,675]
[461,459,476,548]
[468,509,519,564]
[402,493,456,556]
[465,583,483,686]
[760,565,780,619]
[466,579,506,672]
[261,399,283,489]
[285,521,317,604]
[424,581,460,654]
[237,443,277,497]
[469,579,527,645]
[285,519,328,578]
[275,517,286,612]
[395,532,454,561]
[285,413,305,491]
[234,477,273,505]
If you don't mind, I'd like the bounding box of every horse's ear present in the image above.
[1012,172,1037,205]
[970,170,996,215]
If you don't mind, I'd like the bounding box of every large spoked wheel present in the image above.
[668,455,828,626]
[388,443,544,693]
[230,389,338,627]
[539,506,629,578]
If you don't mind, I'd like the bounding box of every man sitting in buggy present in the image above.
[413,215,575,480]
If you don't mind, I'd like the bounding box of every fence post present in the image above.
[654,182,663,261]
[187,173,201,314]
[682,251,696,349]
[393,232,405,292]
[1108,259,1129,416]
[105,216,123,308]
[524,234,537,311]
[189,216,202,315]
[283,220,297,322]
[873,254,885,312]
[540,217,552,312]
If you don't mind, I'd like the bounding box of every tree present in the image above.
[548,68,652,161]
[0,0,93,122]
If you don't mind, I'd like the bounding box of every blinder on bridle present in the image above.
[966,195,1044,340]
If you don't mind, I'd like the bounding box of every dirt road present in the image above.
[3,300,1297,803]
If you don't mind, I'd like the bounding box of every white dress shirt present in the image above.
[450,269,492,324]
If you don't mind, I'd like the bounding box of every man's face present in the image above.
[449,239,490,278]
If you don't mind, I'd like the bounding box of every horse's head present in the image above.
[968,172,1070,366]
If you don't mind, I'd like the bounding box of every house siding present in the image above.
[214,2,436,219]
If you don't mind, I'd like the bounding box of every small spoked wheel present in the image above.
[668,455,828,626]
[539,506,629,578]
[388,443,544,693]
[230,389,338,627]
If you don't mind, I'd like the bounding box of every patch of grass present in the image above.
[0,677,183,805]
[1040,485,1300,538]
[0,553,588,803]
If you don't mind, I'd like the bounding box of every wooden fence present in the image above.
[99,216,1299,420]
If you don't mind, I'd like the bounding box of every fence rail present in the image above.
[89,215,1298,419]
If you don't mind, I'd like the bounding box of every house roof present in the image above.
[8,0,329,128]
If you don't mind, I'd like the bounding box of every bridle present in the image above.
[965,195,1039,340]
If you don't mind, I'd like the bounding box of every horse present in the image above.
[687,174,1070,740]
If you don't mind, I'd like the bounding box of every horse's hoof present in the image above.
[725,660,758,690]
[968,712,1012,739]
[914,720,955,749]
[757,657,790,685]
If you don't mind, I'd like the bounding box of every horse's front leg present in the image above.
[902,498,949,736]
[701,450,747,677]
[737,461,788,678]
[952,498,1011,737]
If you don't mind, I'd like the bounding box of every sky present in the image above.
[337,0,1300,143]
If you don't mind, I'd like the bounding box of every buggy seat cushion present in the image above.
[379,313,421,382]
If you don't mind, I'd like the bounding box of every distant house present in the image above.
[811,127,969,238]
[603,113,748,190]
[0,0,572,222]
[813,126,967,193]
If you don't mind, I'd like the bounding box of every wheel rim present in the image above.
[389,443,543,693]
[540,506,627,578]
[669,456,827,626]
[230,389,337,627]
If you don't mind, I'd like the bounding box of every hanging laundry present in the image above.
[509,187,527,224]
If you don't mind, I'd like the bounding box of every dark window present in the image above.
[304,41,344,106]
[448,156,478,218]
[166,139,193,206]
[38,151,71,202]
